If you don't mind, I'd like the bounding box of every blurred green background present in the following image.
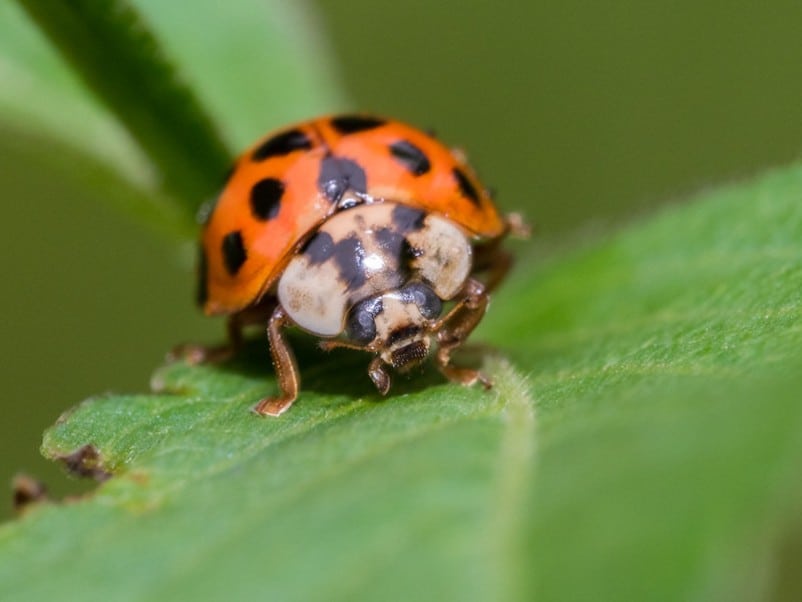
[2,0,802,519]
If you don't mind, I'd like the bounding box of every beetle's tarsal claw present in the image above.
[253,396,295,417]
[368,358,391,395]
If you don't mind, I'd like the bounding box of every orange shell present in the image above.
[200,115,505,315]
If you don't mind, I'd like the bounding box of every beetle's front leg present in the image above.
[433,278,492,388]
[368,356,391,395]
[253,305,300,417]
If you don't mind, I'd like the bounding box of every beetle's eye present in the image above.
[399,282,442,319]
[346,297,383,344]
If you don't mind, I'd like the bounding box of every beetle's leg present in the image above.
[368,356,391,395]
[318,340,389,394]
[319,339,367,352]
[472,244,513,294]
[433,278,492,388]
[472,213,530,294]
[253,305,300,417]
[504,212,531,239]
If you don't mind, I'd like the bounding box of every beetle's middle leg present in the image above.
[432,278,492,388]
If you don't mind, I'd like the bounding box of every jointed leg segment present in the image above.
[433,278,492,388]
[253,305,300,417]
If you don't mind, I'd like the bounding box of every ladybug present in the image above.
[188,114,526,416]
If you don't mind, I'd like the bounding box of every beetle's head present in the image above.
[345,281,443,373]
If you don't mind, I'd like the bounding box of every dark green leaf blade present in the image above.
[1,163,801,601]
[14,0,232,205]
[1,0,347,231]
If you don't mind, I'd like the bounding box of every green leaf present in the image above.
[0,2,154,189]
[1,0,347,227]
[12,0,231,204]
[129,0,349,149]
[0,121,195,239]
[1,164,802,601]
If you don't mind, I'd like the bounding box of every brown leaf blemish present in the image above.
[12,473,49,513]
[56,444,112,482]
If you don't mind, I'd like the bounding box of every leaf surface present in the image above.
[1,165,801,601]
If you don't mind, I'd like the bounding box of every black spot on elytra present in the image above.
[391,204,425,232]
[389,140,431,176]
[330,115,385,135]
[250,178,284,220]
[252,129,312,161]
[453,167,482,206]
[302,231,335,265]
[333,235,366,291]
[222,231,247,276]
[196,247,209,306]
[318,156,367,203]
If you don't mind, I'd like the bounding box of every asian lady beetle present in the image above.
[186,115,526,416]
